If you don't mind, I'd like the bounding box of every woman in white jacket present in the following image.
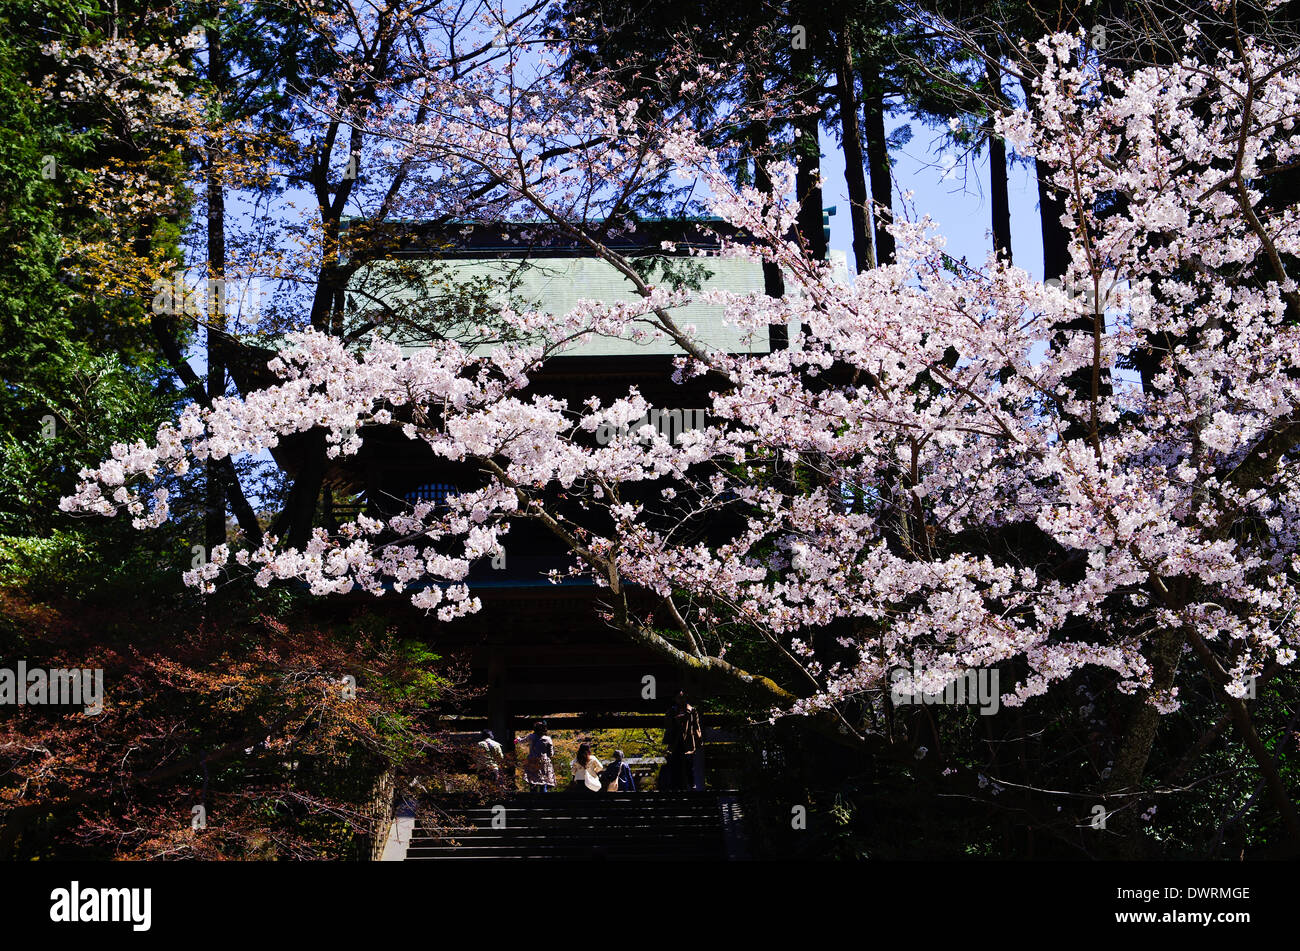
[569,743,603,793]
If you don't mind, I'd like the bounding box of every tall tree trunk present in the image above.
[1023,82,1108,438]
[794,128,826,260]
[1020,74,1071,281]
[138,10,260,549]
[286,117,361,544]
[1036,160,1070,282]
[860,62,894,266]
[204,15,228,555]
[790,26,826,261]
[746,68,788,350]
[1104,625,1185,856]
[275,431,327,551]
[834,22,873,275]
[985,53,1012,263]
[149,313,263,541]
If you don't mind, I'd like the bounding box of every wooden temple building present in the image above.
[227,219,835,743]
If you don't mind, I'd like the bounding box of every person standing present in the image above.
[600,749,637,792]
[663,692,702,790]
[476,729,504,782]
[569,742,604,793]
[516,720,555,792]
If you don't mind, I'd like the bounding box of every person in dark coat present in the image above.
[663,692,702,790]
[516,720,555,792]
[599,749,637,792]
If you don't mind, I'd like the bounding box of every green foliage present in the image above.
[0,527,193,604]
[0,355,174,535]
[0,0,182,539]
[0,532,92,591]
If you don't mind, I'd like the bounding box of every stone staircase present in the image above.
[401,791,746,861]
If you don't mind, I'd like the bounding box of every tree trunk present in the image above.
[985,54,1012,263]
[834,22,873,275]
[287,127,357,542]
[790,30,826,261]
[281,430,328,551]
[204,17,228,555]
[1023,82,1108,436]
[1036,159,1070,282]
[860,62,894,266]
[149,315,263,541]
[1104,625,1186,857]
[746,67,787,349]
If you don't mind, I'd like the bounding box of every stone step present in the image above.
[402,791,733,860]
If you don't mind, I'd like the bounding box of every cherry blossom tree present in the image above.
[61,8,1300,843]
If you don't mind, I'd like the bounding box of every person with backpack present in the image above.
[599,749,637,792]
[476,729,504,783]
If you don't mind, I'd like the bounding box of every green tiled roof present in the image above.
[347,252,774,358]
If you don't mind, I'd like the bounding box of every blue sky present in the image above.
[820,114,1046,282]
